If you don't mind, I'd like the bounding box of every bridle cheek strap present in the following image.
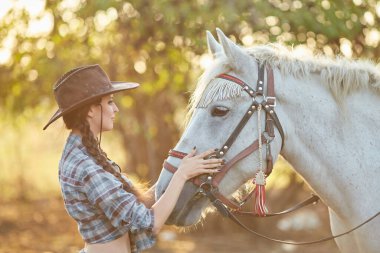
[211,135,268,187]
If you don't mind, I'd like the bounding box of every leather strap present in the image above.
[256,62,265,95]
[266,66,275,99]
[212,135,268,187]
[206,187,379,245]
[164,63,288,217]
[234,194,320,217]
[214,100,259,159]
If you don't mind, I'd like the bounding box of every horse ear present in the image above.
[206,30,223,59]
[216,28,248,72]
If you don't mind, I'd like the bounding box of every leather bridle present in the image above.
[162,62,379,244]
[164,62,292,212]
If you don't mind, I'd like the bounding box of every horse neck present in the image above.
[276,70,380,218]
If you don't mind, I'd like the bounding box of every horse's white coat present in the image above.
[155,29,380,253]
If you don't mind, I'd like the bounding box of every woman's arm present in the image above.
[144,183,156,208]
[151,148,222,234]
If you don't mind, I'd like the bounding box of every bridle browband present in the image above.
[162,62,379,245]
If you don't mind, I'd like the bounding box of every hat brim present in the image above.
[43,82,139,130]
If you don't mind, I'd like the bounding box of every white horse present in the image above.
[155,28,380,253]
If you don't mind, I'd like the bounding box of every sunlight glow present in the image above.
[0,32,17,65]
[270,26,282,36]
[94,11,110,32]
[173,36,184,47]
[199,54,213,70]
[0,49,12,65]
[58,24,69,37]
[292,0,303,9]
[242,34,254,46]
[340,38,353,58]
[3,32,16,49]
[323,45,334,57]
[1,0,53,39]
[277,32,294,43]
[26,11,54,37]
[265,16,279,26]
[57,0,82,12]
[28,69,38,81]
[20,55,31,67]
[251,31,269,44]
[94,8,118,32]
[134,60,147,74]
[18,0,45,17]
[0,0,13,20]
[293,45,313,58]
[155,41,166,51]
[321,0,331,10]
[364,11,375,25]
[122,2,140,18]
[364,28,380,47]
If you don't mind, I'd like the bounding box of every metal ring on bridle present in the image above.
[253,94,266,104]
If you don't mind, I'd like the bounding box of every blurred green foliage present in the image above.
[1,0,379,198]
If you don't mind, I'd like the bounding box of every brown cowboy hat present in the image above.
[43,64,139,130]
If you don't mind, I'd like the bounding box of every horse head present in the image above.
[155,27,380,253]
[155,28,284,226]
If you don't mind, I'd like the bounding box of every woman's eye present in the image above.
[211,106,229,117]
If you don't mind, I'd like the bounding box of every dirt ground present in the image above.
[0,197,340,253]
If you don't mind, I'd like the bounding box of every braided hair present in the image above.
[62,101,148,204]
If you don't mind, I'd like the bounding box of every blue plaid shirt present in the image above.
[59,133,156,252]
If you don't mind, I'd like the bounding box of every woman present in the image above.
[43,64,222,253]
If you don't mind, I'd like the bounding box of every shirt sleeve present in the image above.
[82,167,155,232]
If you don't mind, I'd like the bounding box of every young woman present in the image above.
[43,64,222,253]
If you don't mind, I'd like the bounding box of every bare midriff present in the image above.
[85,233,131,253]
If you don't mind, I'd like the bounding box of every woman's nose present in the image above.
[113,103,119,112]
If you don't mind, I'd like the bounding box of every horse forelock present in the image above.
[188,44,380,118]
[186,58,233,125]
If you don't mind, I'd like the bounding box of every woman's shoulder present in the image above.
[59,134,101,179]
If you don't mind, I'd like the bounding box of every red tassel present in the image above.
[253,170,268,216]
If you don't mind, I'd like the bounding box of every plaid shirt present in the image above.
[59,133,156,252]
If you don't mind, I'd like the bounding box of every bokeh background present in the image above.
[1,0,379,252]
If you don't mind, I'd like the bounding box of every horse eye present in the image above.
[211,106,229,117]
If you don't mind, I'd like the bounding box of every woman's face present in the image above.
[87,94,119,135]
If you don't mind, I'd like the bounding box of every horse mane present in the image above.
[248,44,380,98]
[188,43,380,119]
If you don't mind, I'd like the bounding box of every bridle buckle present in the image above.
[263,131,274,144]
[266,96,276,107]
[198,176,213,195]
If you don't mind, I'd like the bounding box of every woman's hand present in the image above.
[151,147,223,234]
[175,148,223,181]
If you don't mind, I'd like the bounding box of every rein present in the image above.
[207,187,380,245]
[162,63,379,244]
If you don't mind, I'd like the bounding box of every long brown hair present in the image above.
[62,100,149,205]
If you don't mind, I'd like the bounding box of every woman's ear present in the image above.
[87,104,97,118]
